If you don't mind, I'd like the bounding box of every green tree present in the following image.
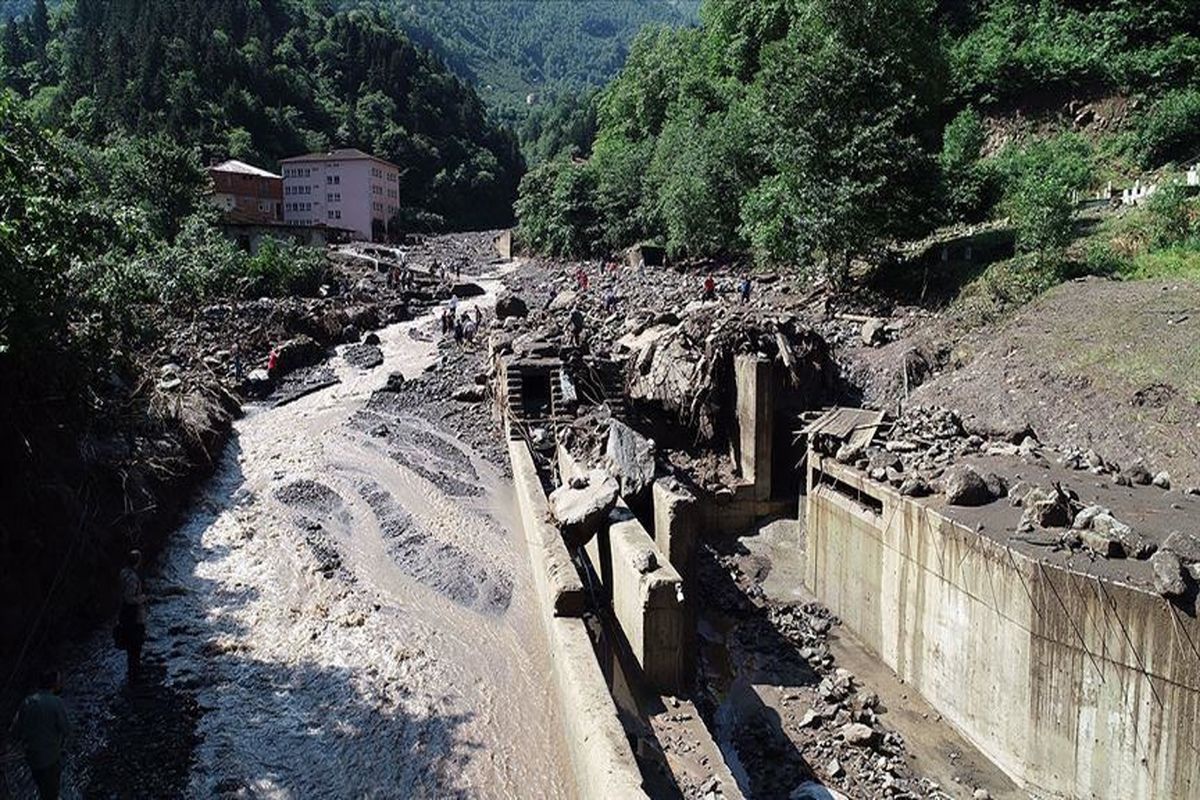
[1007,175,1074,259]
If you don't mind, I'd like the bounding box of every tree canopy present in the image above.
[2,0,524,229]
[516,0,1200,274]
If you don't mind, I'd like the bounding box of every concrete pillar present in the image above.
[652,478,697,579]
[608,514,686,695]
[734,354,774,501]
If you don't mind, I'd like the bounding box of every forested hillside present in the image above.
[517,0,1200,289]
[1,0,522,230]
[358,0,700,129]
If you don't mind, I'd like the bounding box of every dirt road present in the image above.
[43,269,573,798]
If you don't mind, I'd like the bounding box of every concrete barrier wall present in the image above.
[558,445,687,695]
[608,511,687,694]
[508,440,647,799]
[510,441,586,616]
[805,458,1200,800]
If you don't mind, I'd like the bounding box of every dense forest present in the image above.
[1,0,523,230]
[516,0,1200,288]
[358,0,700,131]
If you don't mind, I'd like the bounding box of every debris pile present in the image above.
[696,548,953,800]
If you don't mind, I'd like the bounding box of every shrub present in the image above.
[244,238,326,298]
[1132,89,1200,169]
[1144,181,1199,249]
[1006,175,1075,260]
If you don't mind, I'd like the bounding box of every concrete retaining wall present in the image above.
[607,510,687,694]
[805,458,1200,800]
[508,440,647,799]
[510,441,586,616]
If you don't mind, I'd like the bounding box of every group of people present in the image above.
[441,295,483,345]
[5,549,146,798]
[702,274,753,303]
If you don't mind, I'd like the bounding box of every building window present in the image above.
[333,175,340,185]
[335,210,341,219]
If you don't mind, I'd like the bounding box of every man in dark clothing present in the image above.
[739,276,751,303]
[118,549,146,680]
[9,670,71,799]
[568,307,585,347]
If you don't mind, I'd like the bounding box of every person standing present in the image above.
[9,670,71,799]
[568,307,585,347]
[118,550,147,680]
[231,344,243,382]
[739,276,752,304]
[702,274,716,302]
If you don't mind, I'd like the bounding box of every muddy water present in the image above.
[58,274,574,799]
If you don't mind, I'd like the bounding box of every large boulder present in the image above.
[1150,550,1187,597]
[1163,531,1200,564]
[548,290,578,312]
[605,419,657,500]
[942,464,998,506]
[1092,512,1157,559]
[451,282,485,298]
[270,335,323,378]
[495,292,529,319]
[549,469,619,548]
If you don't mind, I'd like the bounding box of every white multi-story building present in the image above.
[280,148,401,242]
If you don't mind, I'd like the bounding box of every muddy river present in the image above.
[51,272,573,798]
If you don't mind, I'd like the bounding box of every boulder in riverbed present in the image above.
[549,469,619,548]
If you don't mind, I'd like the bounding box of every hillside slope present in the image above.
[913,277,1200,488]
[360,0,700,124]
[1,0,522,229]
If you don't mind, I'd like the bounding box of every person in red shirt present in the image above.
[702,275,716,302]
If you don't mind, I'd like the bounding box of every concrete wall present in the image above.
[607,510,687,694]
[559,446,687,695]
[652,479,698,579]
[734,355,773,501]
[805,458,1200,800]
[510,441,586,616]
[508,441,647,799]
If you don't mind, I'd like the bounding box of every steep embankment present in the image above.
[913,277,1200,487]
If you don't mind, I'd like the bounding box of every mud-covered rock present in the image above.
[549,469,619,548]
[495,292,529,319]
[270,335,323,378]
[1151,550,1187,596]
[942,465,995,506]
[605,419,657,500]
